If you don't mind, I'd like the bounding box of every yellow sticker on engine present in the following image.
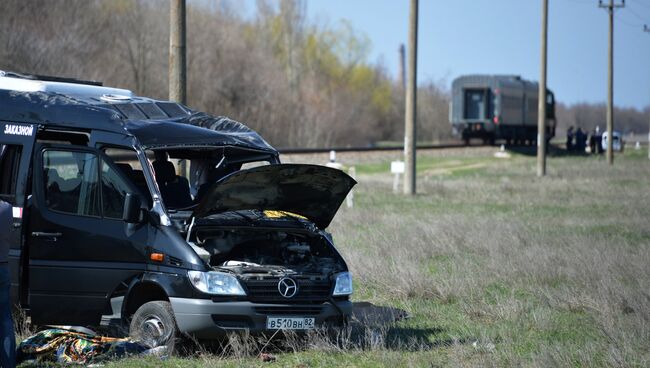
[263,210,307,220]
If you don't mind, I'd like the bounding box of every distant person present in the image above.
[566,126,575,151]
[595,126,602,154]
[590,127,603,154]
[575,127,587,153]
[0,199,15,368]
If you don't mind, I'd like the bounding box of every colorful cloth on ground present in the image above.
[16,328,149,364]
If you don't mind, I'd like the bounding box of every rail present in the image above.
[277,142,466,154]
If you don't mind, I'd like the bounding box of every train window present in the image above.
[464,89,487,120]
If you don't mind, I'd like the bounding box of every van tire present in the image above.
[129,301,178,349]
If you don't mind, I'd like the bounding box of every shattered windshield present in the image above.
[146,147,274,211]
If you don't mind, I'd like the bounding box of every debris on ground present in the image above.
[16,327,162,365]
[493,145,511,158]
[259,352,277,362]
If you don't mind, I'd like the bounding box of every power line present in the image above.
[615,12,644,27]
[625,4,650,22]
[564,0,594,4]
[629,0,650,10]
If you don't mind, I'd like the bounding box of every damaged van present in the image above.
[0,71,355,346]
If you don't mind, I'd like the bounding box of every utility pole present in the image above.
[398,44,406,91]
[169,0,187,176]
[643,24,650,160]
[169,0,187,105]
[404,0,418,195]
[599,0,625,165]
[537,0,549,177]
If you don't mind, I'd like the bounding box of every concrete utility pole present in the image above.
[169,0,187,105]
[398,44,406,91]
[599,0,625,165]
[404,0,418,195]
[537,0,549,177]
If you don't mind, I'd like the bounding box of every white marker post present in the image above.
[325,150,343,170]
[391,161,405,193]
[346,166,356,208]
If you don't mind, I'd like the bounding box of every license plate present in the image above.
[266,317,315,330]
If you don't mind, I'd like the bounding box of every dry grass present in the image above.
[327,149,650,366]
[27,148,650,367]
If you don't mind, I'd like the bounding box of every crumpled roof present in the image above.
[126,113,276,153]
[0,88,276,154]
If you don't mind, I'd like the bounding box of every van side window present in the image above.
[0,144,22,204]
[101,161,130,219]
[42,150,101,217]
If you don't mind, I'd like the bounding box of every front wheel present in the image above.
[129,301,178,348]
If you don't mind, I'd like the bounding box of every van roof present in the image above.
[0,71,277,154]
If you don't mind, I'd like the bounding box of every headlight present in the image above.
[187,270,246,296]
[332,272,353,296]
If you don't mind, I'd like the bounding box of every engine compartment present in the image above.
[190,227,346,278]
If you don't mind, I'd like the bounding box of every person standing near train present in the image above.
[566,126,575,151]
[0,199,15,368]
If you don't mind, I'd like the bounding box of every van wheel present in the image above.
[129,301,178,348]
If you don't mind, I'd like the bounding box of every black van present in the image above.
[0,71,355,346]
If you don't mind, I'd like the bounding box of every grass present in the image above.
[20,147,650,367]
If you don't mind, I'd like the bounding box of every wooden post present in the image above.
[169,0,187,176]
[537,0,548,177]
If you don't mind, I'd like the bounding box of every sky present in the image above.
[245,0,650,110]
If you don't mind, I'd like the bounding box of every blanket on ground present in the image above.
[16,328,150,364]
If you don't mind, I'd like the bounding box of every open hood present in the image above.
[191,164,356,229]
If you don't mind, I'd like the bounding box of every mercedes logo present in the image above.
[278,277,298,298]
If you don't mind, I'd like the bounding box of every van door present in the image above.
[0,122,37,307]
[27,144,148,325]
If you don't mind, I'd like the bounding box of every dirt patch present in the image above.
[423,162,487,176]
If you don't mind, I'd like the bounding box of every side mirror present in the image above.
[122,193,143,223]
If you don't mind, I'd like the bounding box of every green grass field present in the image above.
[26,147,650,367]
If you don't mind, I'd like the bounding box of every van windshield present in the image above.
[146,148,274,211]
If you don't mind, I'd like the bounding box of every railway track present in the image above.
[277,142,467,154]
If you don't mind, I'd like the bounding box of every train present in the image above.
[450,75,556,145]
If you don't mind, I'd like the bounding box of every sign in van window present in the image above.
[3,124,33,136]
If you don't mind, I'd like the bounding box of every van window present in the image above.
[42,150,101,217]
[103,148,152,206]
[0,144,22,203]
[101,161,130,219]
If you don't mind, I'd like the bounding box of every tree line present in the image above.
[556,103,649,138]
[0,0,646,148]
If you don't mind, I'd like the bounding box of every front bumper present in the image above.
[169,297,351,339]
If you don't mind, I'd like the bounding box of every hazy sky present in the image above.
[247,0,650,109]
